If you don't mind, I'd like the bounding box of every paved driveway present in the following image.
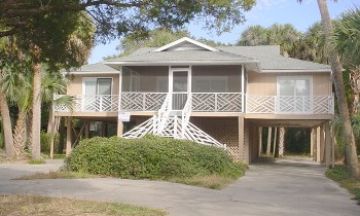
[0,159,359,216]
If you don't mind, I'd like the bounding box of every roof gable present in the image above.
[154,37,218,52]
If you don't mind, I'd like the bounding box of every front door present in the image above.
[170,69,190,110]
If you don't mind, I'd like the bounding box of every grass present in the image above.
[13,171,97,180]
[326,165,360,204]
[171,174,243,189]
[28,158,46,164]
[0,194,166,216]
[14,171,244,189]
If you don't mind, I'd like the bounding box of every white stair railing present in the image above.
[181,93,192,138]
[123,93,226,148]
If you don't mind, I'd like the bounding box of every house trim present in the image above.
[154,37,219,52]
[261,69,331,73]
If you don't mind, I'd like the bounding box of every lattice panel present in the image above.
[217,93,242,111]
[247,95,334,114]
[121,92,144,111]
[192,93,215,111]
[313,96,334,114]
[145,93,166,110]
[246,96,275,113]
[54,95,118,112]
[121,92,166,111]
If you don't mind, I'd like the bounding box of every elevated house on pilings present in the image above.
[55,37,334,165]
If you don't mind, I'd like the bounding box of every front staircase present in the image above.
[122,93,226,148]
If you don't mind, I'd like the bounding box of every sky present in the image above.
[88,0,360,64]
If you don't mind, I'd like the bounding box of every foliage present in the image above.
[334,8,360,66]
[0,1,256,40]
[326,165,360,203]
[40,131,60,154]
[238,25,268,46]
[237,23,302,56]
[106,28,228,58]
[285,128,311,154]
[66,135,245,188]
[117,28,190,56]
[14,171,96,180]
[28,158,46,164]
[0,195,166,216]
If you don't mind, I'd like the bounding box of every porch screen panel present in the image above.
[192,66,241,92]
[122,66,168,92]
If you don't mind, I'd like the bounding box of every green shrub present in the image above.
[29,158,46,164]
[66,135,245,181]
[40,131,59,154]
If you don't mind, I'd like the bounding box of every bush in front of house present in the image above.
[65,135,245,182]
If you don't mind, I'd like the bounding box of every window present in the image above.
[82,78,112,111]
[277,76,312,112]
[83,78,112,96]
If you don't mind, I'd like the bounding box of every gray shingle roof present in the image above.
[66,62,119,73]
[106,45,330,71]
[219,46,331,71]
[106,49,257,64]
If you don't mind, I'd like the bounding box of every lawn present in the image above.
[0,194,166,216]
[326,165,360,204]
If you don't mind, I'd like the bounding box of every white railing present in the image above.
[121,92,167,111]
[54,95,119,112]
[192,92,242,112]
[181,94,192,138]
[154,93,171,135]
[120,92,243,112]
[246,95,334,114]
[54,93,334,115]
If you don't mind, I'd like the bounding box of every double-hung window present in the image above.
[277,76,312,113]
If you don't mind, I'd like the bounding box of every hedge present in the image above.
[66,135,245,180]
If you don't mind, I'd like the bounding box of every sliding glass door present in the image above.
[277,77,312,113]
[83,78,112,111]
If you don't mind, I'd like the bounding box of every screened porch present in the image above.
[120,65,244,112]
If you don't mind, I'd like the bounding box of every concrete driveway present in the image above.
[0,159,358,216]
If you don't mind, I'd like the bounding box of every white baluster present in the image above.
[99,96,103,112]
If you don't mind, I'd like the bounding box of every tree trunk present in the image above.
[316,0,359,177]
[13,110,27,157]
[31,44,42,160]
[0,91,14,158]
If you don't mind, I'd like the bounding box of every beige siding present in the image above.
[247,72,332,96]
[66,74,120,96]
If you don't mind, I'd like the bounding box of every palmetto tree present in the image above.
[238,24,302,57]
[309,0,359,177]
[267,24,302,57]
[1,69,31,157]
[333,8,360,66]
[238,25,268,46]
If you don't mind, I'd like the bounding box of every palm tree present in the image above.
[267,24,302,57]
[237,25,268,46]
[333,8,360,66]
[303,22,328,64]
[0,68,31,157]
[312,0,359,177]
[30,12,94,160]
